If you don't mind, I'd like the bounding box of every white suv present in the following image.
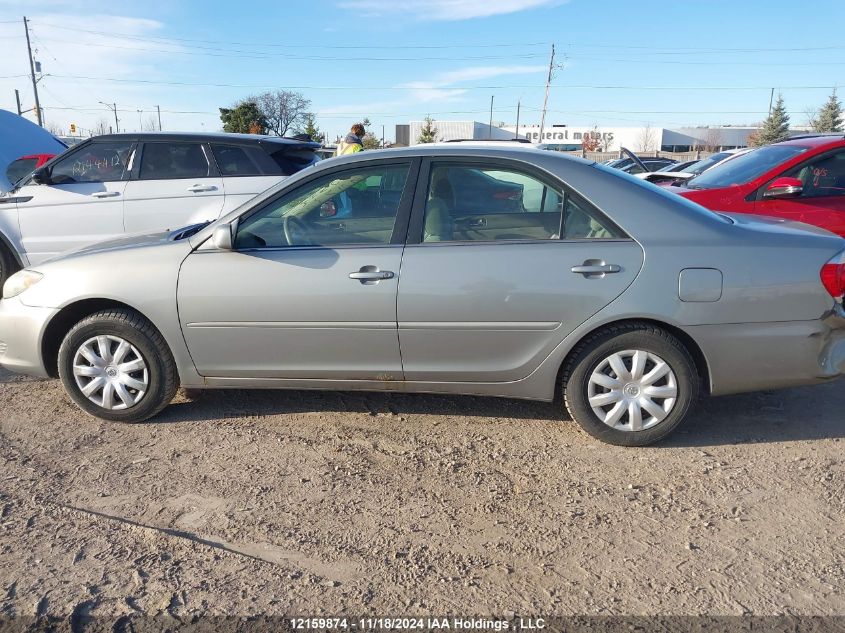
[0,132,321,285]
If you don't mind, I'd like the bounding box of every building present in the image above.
[398,120,813,152]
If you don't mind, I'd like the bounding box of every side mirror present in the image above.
[320,200,337,217]
[211,223,234,250]
[31,166,51,185]
[763,177,803,199]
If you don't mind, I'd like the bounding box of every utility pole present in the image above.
[539,43,555,143]
[515,100,521,139]
[489,95,494,139]
[100,102,119,133]
[156,105,162,131]
[381,124,385,148]
[23,17,43,127]
[768,88,775,116]
[14,89,22,116]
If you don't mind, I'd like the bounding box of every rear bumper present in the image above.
[690,309,845,396]
[0,297,56,378]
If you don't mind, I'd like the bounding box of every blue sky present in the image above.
[1,0,844,140]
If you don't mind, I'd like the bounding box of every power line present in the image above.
[38,74,845,91]
[33,21,549,50]
[34,37,544,61]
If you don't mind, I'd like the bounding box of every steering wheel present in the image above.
[283,215,314,246]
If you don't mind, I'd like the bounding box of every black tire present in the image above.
[562,323,699,446]
[57,309,178,423]
[0,243,19,290]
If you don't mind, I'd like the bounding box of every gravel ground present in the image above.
[0,366,843,621]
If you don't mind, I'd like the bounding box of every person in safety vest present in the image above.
[337,123,365,155]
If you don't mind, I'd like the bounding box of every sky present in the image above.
[1,0,844,141]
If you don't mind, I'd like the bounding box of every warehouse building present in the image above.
[398,121,811,151]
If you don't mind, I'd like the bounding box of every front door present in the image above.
[755,148,845,236]
[16,140,134,264]
[397,160,644,382]
[123,141,225,233]
[178,160,417,379]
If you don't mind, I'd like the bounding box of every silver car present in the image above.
[2,145,844,446]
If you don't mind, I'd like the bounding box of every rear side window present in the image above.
[421,163,622,243]
[266,146,320,176]
[140,142,211,180]
[211,144,262,176]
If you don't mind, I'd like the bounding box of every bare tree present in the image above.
[46,121,63,136]
[253,90,311,137]
[636,124,657,153]
[141,115,160,132]
[702,127,723,152]
[92,118,110,136]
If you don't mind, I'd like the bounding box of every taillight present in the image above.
[820,251,845,302]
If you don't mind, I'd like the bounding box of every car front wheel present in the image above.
[58,309,178,422]
[562,324,699,446]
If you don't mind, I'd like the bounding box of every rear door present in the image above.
[754,148,845,236]
[15,139,133,264]
[397,158,644,382]
[123,140,225,233]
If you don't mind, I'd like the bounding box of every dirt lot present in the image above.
[0,366,843,621]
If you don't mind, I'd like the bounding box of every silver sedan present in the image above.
[2,145,844,446]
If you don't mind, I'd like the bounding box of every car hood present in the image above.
[42,230,179,265]
[0,109,67,192]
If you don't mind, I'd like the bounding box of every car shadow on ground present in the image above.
[153,380,845,447]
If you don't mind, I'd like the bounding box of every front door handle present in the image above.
[571,260,621,277]
[349,265,395,284]
[91,191,120,198]
[187,184,217,193]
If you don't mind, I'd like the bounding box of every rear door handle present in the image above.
[187,184,217,193]
[91,191,120,198]
[349,271,394,280]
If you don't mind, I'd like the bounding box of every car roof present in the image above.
[90,131,321,148]
[774,134,845,149]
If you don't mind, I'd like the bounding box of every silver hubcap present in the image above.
[587,349,678,432]
[72,336,149,410]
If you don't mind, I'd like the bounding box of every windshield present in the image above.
[686,145,807,189]
[682,152,730,176]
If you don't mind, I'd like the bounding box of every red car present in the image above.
[672,135,845,237]
[5,153,55,188]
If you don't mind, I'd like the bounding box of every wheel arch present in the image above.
[0,230,24,269]
[556,317,712,398]
[41,298,158,378]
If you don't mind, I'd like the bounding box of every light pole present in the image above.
[99,101,119,133]
[137,109,143,131]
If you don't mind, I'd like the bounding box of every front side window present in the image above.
[140,142,211,180]
[784,150,845,198]
[49,142,133,184]
[235,163,410,249]
[421,163,620,242]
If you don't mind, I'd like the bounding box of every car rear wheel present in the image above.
[58,309,178,423]
[562,324,698,446]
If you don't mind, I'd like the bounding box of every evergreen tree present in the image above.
[301,114,324,143]
[219,101,267,134]
[812,89,843,133]
[417,116,438,144]
[752,94,790,146]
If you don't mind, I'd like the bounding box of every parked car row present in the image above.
[1,141,844,446]
[0,132,321,286]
